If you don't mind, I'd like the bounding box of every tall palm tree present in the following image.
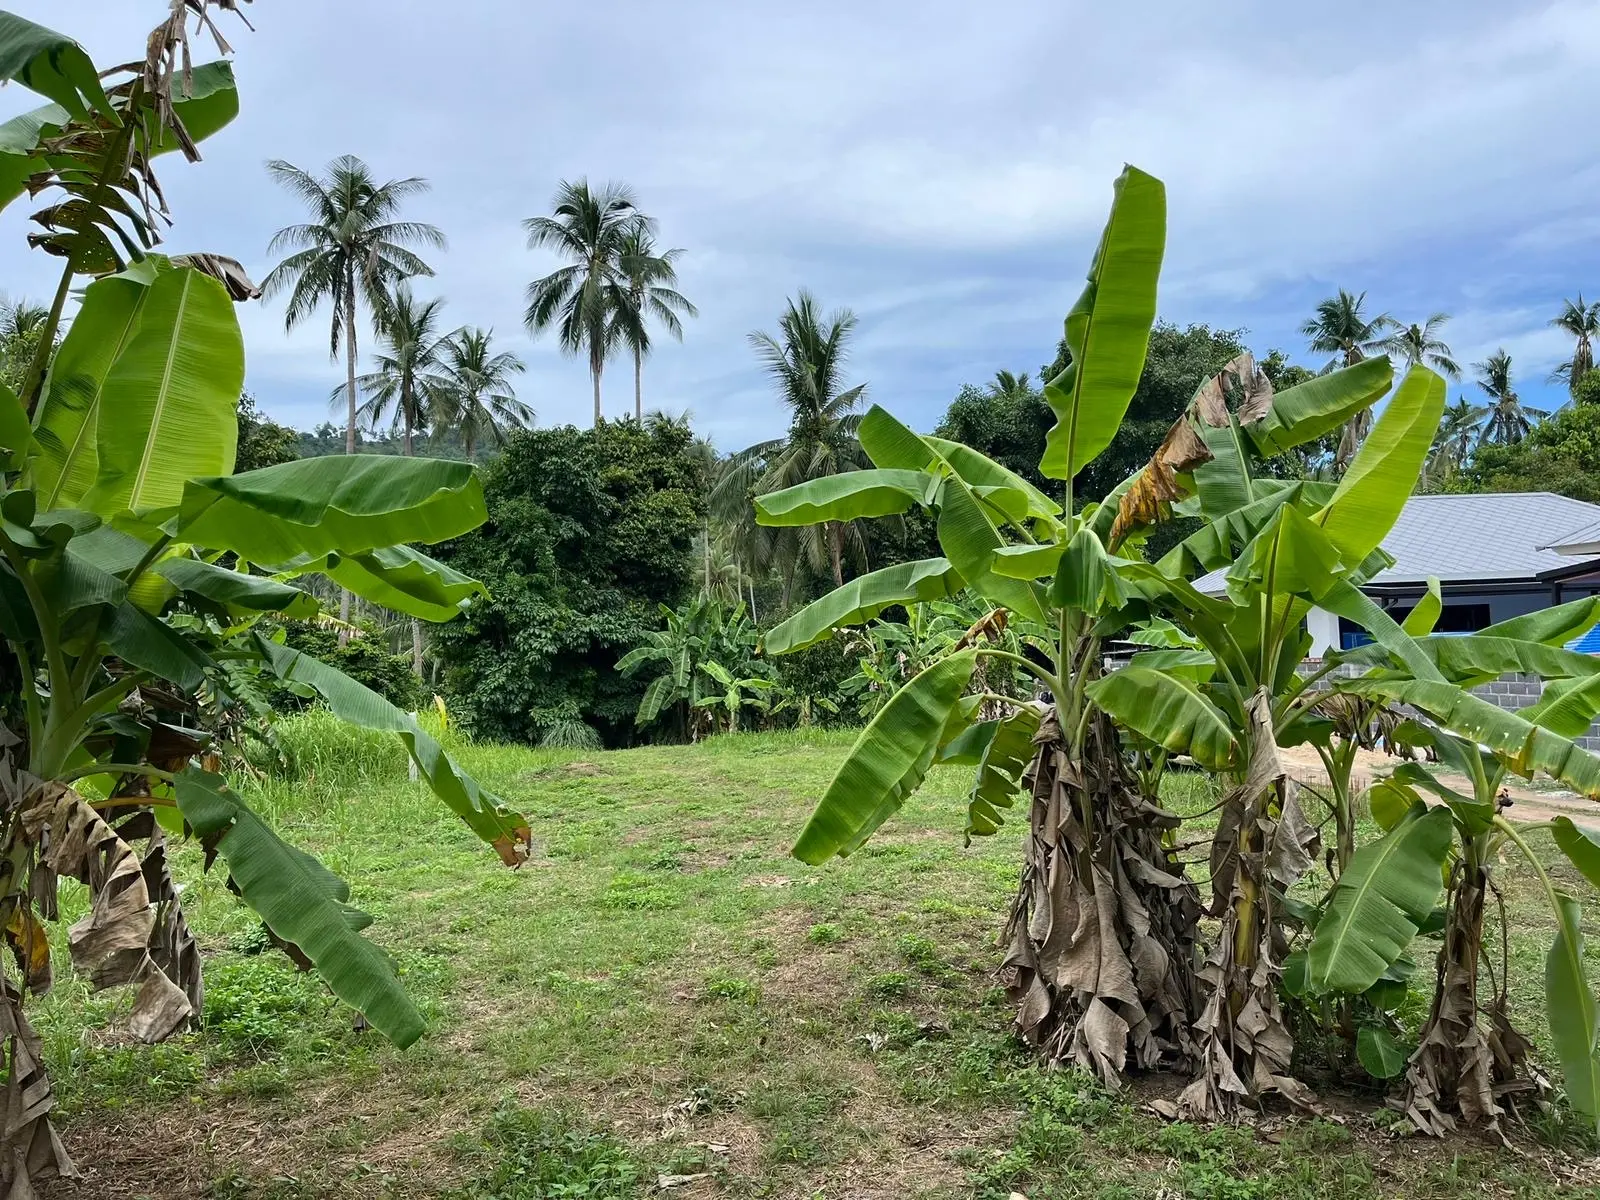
[712,291,870,600]
[436,327,532,460]
[1301,289,1398,468]
[1427,396,1488,482]
[523,179,641,425]
[261,156,446,455]
[989,369,1032,397]
[0,296,53,394]
[616,225,697,422]
[351,285,452,675]
[1375,313,1461,379]
[1474,350,1548,447]
[1549,295,1600,397]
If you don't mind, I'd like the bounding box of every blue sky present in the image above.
[4,0,1598,451]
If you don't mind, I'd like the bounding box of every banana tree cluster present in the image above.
[757,165,1600,1133]
[0,10,526,1190]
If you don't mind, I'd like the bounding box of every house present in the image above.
[1193,493,1600,653]
[1299,492,1600,654]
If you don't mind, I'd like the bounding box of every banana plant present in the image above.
[617,596,765,740]
[0,10,523,1190]
[1084,355,1454,1116]
[755,165,1407,1096]
[693,661,776,734]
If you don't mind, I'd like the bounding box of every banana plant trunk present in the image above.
[1002,646,1202,1089]
[1402,853,1530,1135]
[1179,691,1321,1118]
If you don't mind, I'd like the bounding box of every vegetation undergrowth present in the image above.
[36,720,1598,1199]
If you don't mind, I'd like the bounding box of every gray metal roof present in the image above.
[1194,492,1600,592]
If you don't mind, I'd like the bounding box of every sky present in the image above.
[4,0,1599,453]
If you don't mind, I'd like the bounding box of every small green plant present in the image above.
[806,922,840,945]
[601,872,679,912]
[865,971,911,1000]
[895,932,944,975]
[449,1104,644,1199]
[701,973,758,1002]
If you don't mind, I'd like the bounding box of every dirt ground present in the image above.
[1277,742,1600,825]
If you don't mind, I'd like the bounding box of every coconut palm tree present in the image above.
[1375,313,1462,380]
[353,286,452,457]
[1474,350,1548,447]
[1549,295,1600,397]
[523,179,642,425]
[436,328,532,460]
[350,285,453,676]
[616,225,697,421]
[1301,289,1398,468]
[261,156,445,455]
[711,291,870,601]
[0,296,53,394]
[1427,396,1488,482]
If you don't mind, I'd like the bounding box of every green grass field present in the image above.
[34,717,1600,1198]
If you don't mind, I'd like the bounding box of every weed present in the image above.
[702,973,759,1002]
[806,922,841,945]
[448,1103,644,1198]
[896,932,945,975]
[865,971,911,999]
[600,871,680,911]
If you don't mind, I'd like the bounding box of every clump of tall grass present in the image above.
[253,703,465,794]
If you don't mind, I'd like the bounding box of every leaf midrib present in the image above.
[128,271,193,509]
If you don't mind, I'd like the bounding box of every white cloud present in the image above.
[1,0,1597,443]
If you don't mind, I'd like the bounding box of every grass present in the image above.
[33,717,1600,1198]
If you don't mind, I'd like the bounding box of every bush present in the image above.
[264,618,422,713]
[433,416,708,747]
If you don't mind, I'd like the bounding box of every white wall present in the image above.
[1307,607,1340,657]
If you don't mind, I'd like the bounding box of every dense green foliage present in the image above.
[234,392,300,473]
[266,619,423,713]
[1461,401,1600,502]
[433,416,709,746]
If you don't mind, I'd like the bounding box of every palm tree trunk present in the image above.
[339,291,360,639]
[634,345,643,422]
[828,522,845,587]
[400,418,425,679]
[591,350,603,427]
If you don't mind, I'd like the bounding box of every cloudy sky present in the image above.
[4,0,1599,451]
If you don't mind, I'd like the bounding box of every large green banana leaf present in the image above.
[1401,578,1442,636]
[792,651,978,864]
[173,456,488,562]
[936,472,1046,623]
[1086,666,1239,769]
[0,379,27,468]
[991,542,1064,580]
[103,601,214,690]
[1039,166,1165,480]
[1553,818,1600,889]
[963,705,1042,840]
[1313,365,1446,563]
[857,404,937,471]
[1334,633,1600,683]
[1342,676,1600,797]
[1480,596,1600,646]
[31,270,154,510]
[1524,675,1600,739]
[923,436,1062,519]
[1307,802,1452,994]
[0,12,106,119]
[1241,357,1394,456]
[762,557,963,655]
[1316,578,1443,683]
[1192,410,1256,519]
[0,62,238,215]
[1546,892,1600,1122]
[755,469,936,526]
[318,545,487,623]
[1156,480,1335,578]
[82,266,243,515]
[256,638,530,865]
[155,557,319,620]
[1050,524,1121,612]
[175,767,425,1048]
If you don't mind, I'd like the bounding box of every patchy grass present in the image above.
[33,721,1600,1198]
